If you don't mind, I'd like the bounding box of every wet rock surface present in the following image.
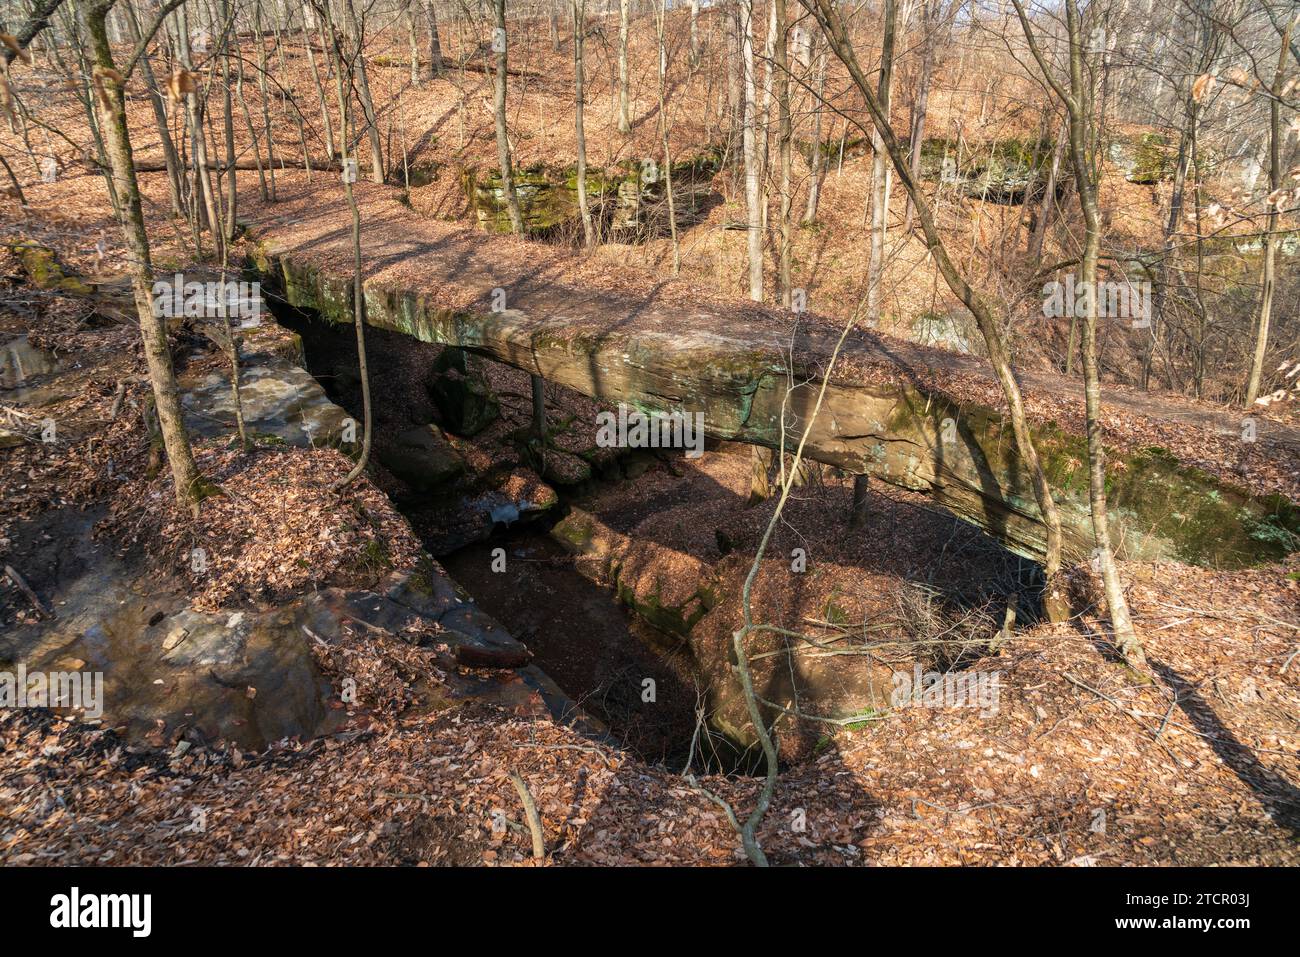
[178,337,355,450]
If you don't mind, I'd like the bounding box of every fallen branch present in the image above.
[4,564,51,618]
[508,772,545,862]
[1155,600,1300,633]
[1062,671,1181,764]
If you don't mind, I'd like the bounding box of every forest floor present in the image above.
[4,553,1300,864]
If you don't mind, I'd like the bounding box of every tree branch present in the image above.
[122,0,191,81]
[2,0,65,66]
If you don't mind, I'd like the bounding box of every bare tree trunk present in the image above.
[492,0,523,232]
[741,0,762,300]
[802,38,826,224]
[617,0,631,132]
[122,0,185,216]
[220,1,237,241]
[426,1,443,77]
[1027,117,1066,269]
[342,0,385,183]
[726,0,742,152]
[179,6,224,258]
[268,1,313,178]
[81,0,203,511]
[756,0,776,197]
[1145,7,1221,392]
[689,0,700,67]
[903,0,935,233]
[1245,22,1290,407]
[850,473,870,528]
[573,0,594,245]
[253,3,279,200]
[773,0,791,304]
[235,41,270,200]
[654,0,679,272]
[1013,0,1143,662]
[318,0,374,488]
[531,373,545,438]
[406,0,421,84]
[303,12,336,160]
[866,0,897,327]
[1147,94,1195,390]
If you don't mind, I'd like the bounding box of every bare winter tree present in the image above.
[617,0,631,132]
[572,0,594,245]
[425,1,443,78]
[73,0,206,511]
[740,0,762,300]
[1245,17,1294,407]
[803,0,1067,599]
[492,0,522,233]
[315,0,374,487]
[865,0,897,327]
[1011,0,1143,663]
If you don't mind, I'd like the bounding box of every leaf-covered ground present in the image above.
[3,562,1298,866]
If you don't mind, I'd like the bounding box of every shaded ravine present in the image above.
[272,302,751,772]
[439,530,725,771]
[272,298,1052,773]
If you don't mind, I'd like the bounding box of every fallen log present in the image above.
[4,564,51,619]
[133,158,338,173]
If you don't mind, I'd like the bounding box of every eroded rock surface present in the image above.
[0,497,544,749]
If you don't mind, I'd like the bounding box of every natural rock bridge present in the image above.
[239,183,1300,569]
[244,185,1299,567]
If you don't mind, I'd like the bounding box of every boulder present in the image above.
[550,506,716,638]
[540,448,593,486]
[380,425,466,492]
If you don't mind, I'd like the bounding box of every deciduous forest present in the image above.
[0,0,1297,876]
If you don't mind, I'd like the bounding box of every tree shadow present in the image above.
[1150,658,1300,836]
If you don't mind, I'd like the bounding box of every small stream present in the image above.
[439,528,716,770]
